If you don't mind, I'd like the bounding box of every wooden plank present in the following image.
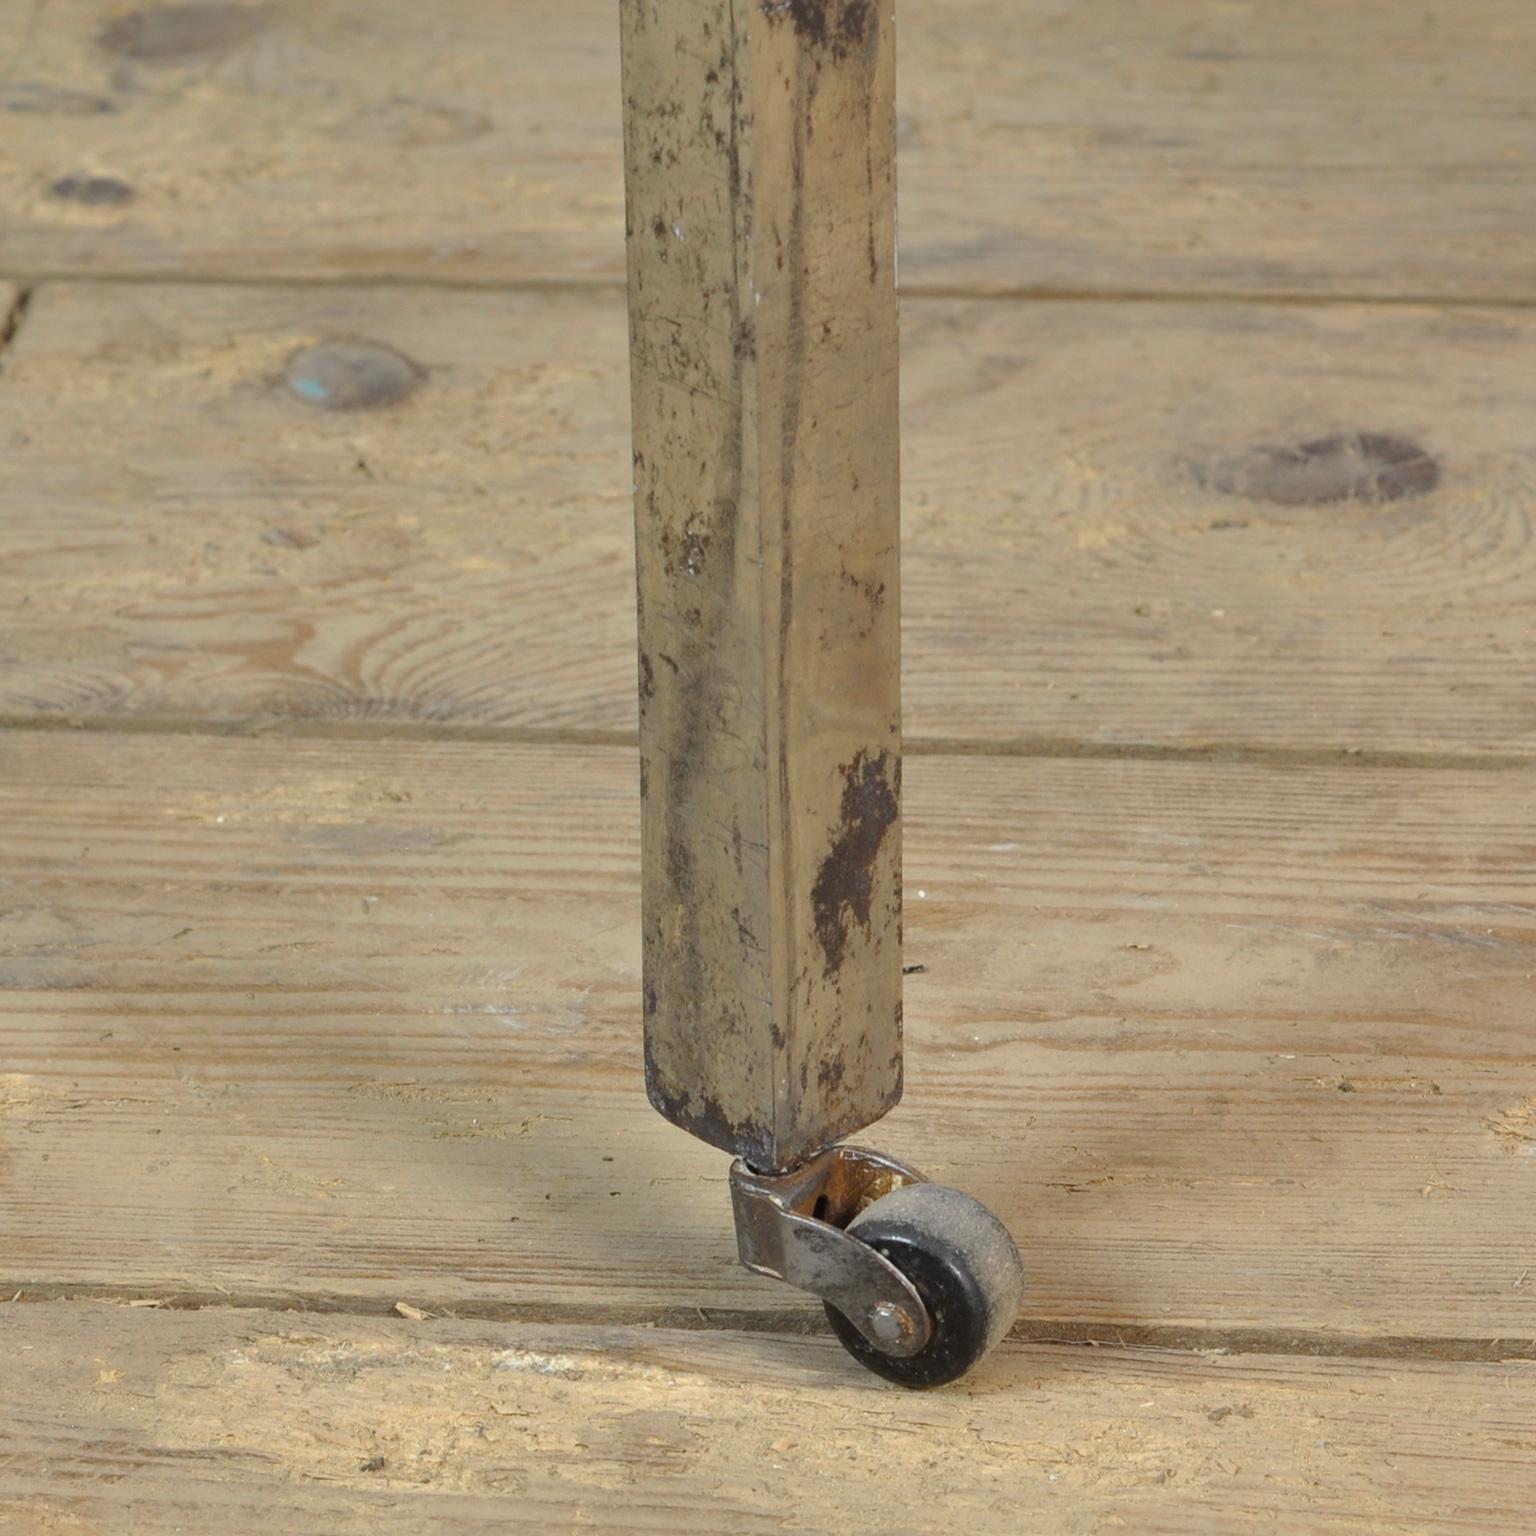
[4,1303,1534,1536]
[3,729,1534,1339]
[3,283,1535,755]
[5,2,1536,298]
[0,282,637,734]
[622,0,903,1164]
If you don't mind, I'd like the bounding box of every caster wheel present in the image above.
[824,1182,1024,1388]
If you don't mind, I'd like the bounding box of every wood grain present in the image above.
[4,1302,1534,1535]
[3,283,1535,755]
[4,1,1535,298]
[3,729,1534,1339]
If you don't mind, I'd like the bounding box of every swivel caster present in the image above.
[730,1145,1024,1387]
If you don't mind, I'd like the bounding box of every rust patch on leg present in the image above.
[760,0,872,60]
[811,750,897,977]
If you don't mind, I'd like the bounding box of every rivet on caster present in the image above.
[729,1144,1023,1387]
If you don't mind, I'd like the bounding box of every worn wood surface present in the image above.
[4,282,1535,756]
[5,1303,1535,1536]
[6,3,1536,1524]
[4,729,1533,1340]
[622,0,903,1164]
[4,1,1536,299]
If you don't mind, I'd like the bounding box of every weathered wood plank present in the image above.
[4,284,1535,755]
[3,730,1533,1338]
[4,1303,1534,1535]
[4,1,1535,298]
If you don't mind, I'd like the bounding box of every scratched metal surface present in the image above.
[622,0,902,1169]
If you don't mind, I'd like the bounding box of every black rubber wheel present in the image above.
[823,1183,1024,1388]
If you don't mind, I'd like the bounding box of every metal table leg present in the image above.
[619,0,1022,1386]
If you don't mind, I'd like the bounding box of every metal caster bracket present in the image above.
[729,1145,932,1358]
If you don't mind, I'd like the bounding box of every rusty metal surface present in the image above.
[729,1145,931,1355]
[621,0,902,1169]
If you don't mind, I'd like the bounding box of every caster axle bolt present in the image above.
[866,1301,917,1347]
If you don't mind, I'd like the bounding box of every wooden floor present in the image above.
[3,2,1535,1531]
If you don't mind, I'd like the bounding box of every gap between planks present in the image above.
[1,712,1531,773]
[4,1287,1534,1367]
[16,268,1536,310]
